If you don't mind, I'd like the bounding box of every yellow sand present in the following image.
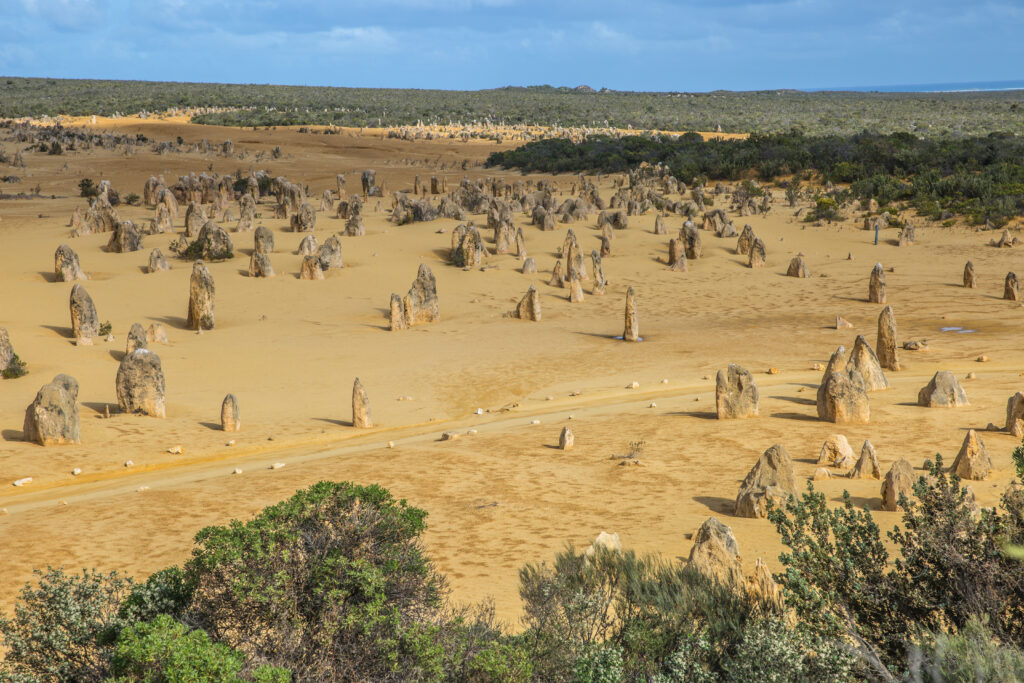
[0,119,1020,626]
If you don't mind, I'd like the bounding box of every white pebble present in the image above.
[226,440,235,446]
[232,468,243,475]
[627,381,640,389]
[649,402,657,408]
[71,468,82,476]
[530,419,540,425]
[467,429,478,435]
[475,408,483,415]
[167,445,182,454]
[661,379,669,384]
[124,460,134,467]
[137,486,149,492]
[270,462,286,470]
[387,440,395,448]
[12,477,32,487]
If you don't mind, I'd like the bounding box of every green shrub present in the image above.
[0,568,135,682]
[909,617,1024,683]
[107,614,290,682]
[2,353,27,379]
[98,321,112,337]
[184,481,447,681]
[79,178,98,198]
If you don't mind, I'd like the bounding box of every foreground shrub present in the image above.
[0,568,134,682]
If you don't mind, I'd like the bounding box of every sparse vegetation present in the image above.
[2,353,27,379]
[98,321,112,337]
[488,131,1024,225]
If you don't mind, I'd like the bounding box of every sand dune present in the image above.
[1,120,1021,626]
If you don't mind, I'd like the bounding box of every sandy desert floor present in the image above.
[1,117,1022,626]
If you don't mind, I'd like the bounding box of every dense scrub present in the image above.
[487,131,1024,225]
[1,78,1023,136]
[3,450,1024,682]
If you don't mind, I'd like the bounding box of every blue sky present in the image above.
[2,0,1022,91]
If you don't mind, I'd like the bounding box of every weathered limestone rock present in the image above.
[816,346,848,418]
[917,371,968,407]
[317,234,344,271]
[512,285,541,321]
[352,377,372,428]
[1005,272,1019,301]
[683,224,702,260]
[623,286,639,341]
[734,444,798,518]
[153,204,173,234]
[881,459,915,511]
[254,226,275,254]
[849,440,881,479]
[668,238,687,272]
[107,221,142,253]
[125,323,147,354]
[298,234,318,258]
[653,213,667,235]
[319,189,333,213]
[146,324,168,345]
[0,327,15,375]
[248,252,274,277]
[192,221,234,260]
[559,427,574,450]
[821,370,870,424]
[147,248,170,273]
[688,517,743,586]
[876,305,901,371]
[290,202,316,232]
[403,264,440,326]
[748,237,766,268]
[747,557,783,608]
[549,260,565,287]
[389,293,407,331]
[514,227,527,258]
[345,214,365,237]
[963,261,976,288]
[716,364,758,419]
[869,263,886,303]
[898,224,915,247]
[836,316,853,329]
[521,257,537,274]
[299,255,324,280]
[818,434,856,468]
[221,393,240,432]
[23,374,80,445]
[952,429,991,480]
[186,261,215,330]
[590,251,606,295]
[451,225,484,268]
[1005,392,1024,436]
[569,274,584,303]
[185,201,206,237]
[736,224,756,256]
[54,244,86,281]
[69,284,98,345]
[846,335,889,391]
[116,349,166,418]
[786,253,809,278]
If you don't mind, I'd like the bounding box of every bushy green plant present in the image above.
[908,617,1024,683]
[184,481,447,681]
[106,614,279,682]
[98,321,112,337]
[0,568,135,682]
[2,353,27,379]
[79,178,98,198]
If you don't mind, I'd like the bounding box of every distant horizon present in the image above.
[4,75,1023,98]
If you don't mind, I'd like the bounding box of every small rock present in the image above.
[232,468,243,474]
[137,486,149,492]
[167,445,183,454]
[475,408,483,415]
[570,390,582,396]
[812,468,831,481]
[649,402,657,408]
[124,460,134,467]
[467,429,478,435]
[270,462,286,469]
[13,477,32,487]
[545,395,554,401]
[387,441,395,448]
[530,419,540,425]
[441,431,459,441]
[72,468,81,476]
[104,334,115,342]
[812,362,824,371]
[835,316,853,329]
[226,439,235,446]
[59,499,68,505]
[902,340,928,351]
[767,367,780,375]
[628,381,640,389]
[661,378,669,384]
[977,355,990,362]
[966,372,977,380]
